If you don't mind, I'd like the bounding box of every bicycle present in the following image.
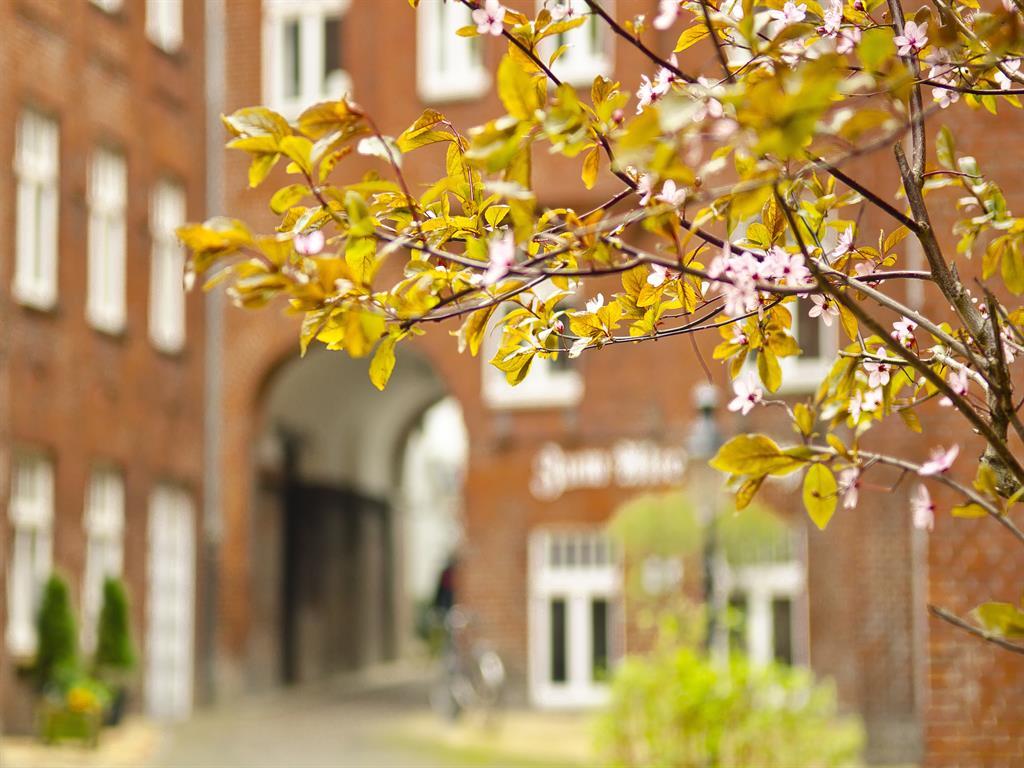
[430,605,506,723]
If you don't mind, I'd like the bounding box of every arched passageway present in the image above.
[247,348,465,687]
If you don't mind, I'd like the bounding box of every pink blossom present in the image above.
[853,260,881,285]
[911,484,935,531]
[294,230,325,256]
[636,173,655,205]
[849,387,882,422]
[939,367,970,407]
[585,293,605,313]
[994,58,1021,90]
[653,0,681,30]
[546,0,582,22]
[654,55,681,93]
[918,444,959,476]
[693,77,725,123]
[655,180,687,207]
[863,349,892,389]
[836,26,861,55]
[482,230,516,286]
[819,0,843,37]
[830,227,854,260]
[647,263,678,287]
[709,244,761,317]
[769,1,807,25]
[636,74,665,113]
[727,374,764,415]
[765,246,811,286]
[839,467,861,509]
[892,317,918,348]
[808,294,839,326]
[894,20,927,57]
[472,0,506,36]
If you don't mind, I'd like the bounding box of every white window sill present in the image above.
[777,359,831,395]
[483,370,584,410]
[88,311,126,337]
[13,285,57,313]
[417,70,489,104]
[552,59,612,89]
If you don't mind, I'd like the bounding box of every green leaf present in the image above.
[279,135,313,176]
[497,55,544,121]
[710,434,805,476]
[951,503,988,518]
[1001,244,1024,294]
[936,125,956,169]
[369,335,398,391]
[757,349,782,392]
[858,27,894,72]
[972,602,1024,639]
[803,463,838,530]
[269,183,309,215]
[396,109,453,152]
[581,146,600,190]
[345,237,378,285]
[674,24,710,52]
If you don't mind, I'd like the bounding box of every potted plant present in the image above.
[33,574,104,746]
[92,576,136,726]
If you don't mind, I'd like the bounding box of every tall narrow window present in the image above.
[263,1,352,117]
[87,149,127,333]
[780,297,838,392]
[14,110,59,310]
[416,0,487,102]
[146,0,183,53]
[146,485,195,720]
[537,0,613,87]
[82,468,125,653]
[6,453,54,656]
[149,180,186,353]
[529,529,620,707]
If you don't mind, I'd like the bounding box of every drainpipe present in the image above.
[202,0,226,707]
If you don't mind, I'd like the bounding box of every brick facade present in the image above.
[0,0,206,732]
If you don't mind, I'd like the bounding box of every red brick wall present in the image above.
[0,0,207,731]
[215,2,1024,765]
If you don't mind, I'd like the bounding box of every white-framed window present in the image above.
[537,0,613,87]
[416,0,488,102]
[5,453,54,657]
[149,179,186,353]
[529,529,621,708]
[726,559,806,666]
[13,110,59,311]
[81,468,125,654]
[146,484,196,720]
[146,0,183,53]
[91,0,123,13]
[262,0,352,118]
[87,148,127,334]
[481,293,584,410]
[779,298,839,393]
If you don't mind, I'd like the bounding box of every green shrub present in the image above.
[93,577,136,676]
[597,624,863,768]
[34,574,78,690]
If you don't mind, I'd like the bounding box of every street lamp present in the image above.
[686,384,726,655]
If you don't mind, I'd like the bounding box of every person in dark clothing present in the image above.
[433,555,457,615]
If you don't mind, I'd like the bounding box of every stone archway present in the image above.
[242,346,465,688]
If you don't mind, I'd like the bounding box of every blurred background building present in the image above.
[0,1,1021,766]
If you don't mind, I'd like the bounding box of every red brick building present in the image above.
[0,0,207,732]
[2,2,1022,767]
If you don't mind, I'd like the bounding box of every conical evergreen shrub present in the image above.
[35,574,78,689]
[94,576,135,674]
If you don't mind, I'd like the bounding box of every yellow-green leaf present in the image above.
[973,602,1024,638]
[803,463,838,530]
[269,183,309,214]
[710,434,805,476]
[581,146,600,190]
[369,335,398,390]
[674,24,710,52]
[951,503,988,518]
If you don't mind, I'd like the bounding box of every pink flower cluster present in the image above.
[707,243,813,318]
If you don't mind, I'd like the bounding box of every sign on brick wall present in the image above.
[529,440,688,501]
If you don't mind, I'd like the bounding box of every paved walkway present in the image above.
[3,667,593,768]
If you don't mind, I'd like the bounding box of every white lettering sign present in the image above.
[529,440,689,501]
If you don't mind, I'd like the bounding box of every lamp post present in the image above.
[687,383,726,655]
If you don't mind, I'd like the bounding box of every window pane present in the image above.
[772,597,794,665]
[284,20,301,98]
[728,594,748,653]
[796,298,823,358]
[591,598,608,682]
[323,15,341,79]
[550,598,567,683]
